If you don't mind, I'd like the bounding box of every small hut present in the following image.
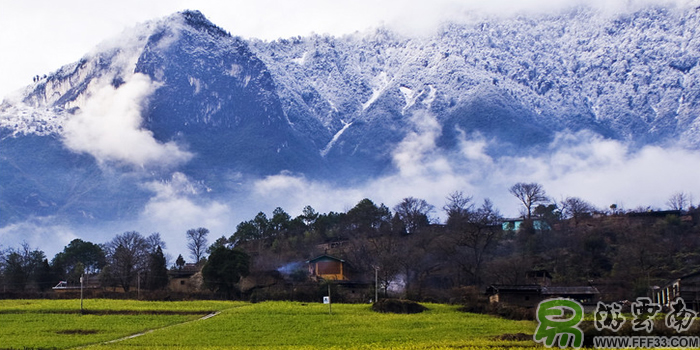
[307,255,347,281]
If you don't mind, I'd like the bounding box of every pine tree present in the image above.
[146,246,169,290]
[175,254,186,269]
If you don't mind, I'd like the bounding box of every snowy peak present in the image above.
[4,6,700,153]
[178,10,230,38]
[4,10,230,108]
[0,10,255,136]
[251,4,700,151]
[3,5,700,226]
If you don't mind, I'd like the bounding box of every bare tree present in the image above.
[509,182,548,219]
[443,197,502,286]
[2,242,50,292]
[105,231,149,292]
[345,228,402,298]
[667,192,690,211]
[560,196,596,225]
[443,191,474,222]
[393,197,435,234]
[145,233,167,253]
[186,227,209,264]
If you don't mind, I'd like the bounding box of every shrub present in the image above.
[457,289,534,321]
[372,298,428,314]
[495,333,533,341]
[489,303,534,320]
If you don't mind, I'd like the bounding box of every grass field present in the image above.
[0,299,537,349]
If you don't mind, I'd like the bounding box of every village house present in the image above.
[487,270,599,308]
[306,254,371,302]
[654,271,700,312]
[487,285,600,308]
[167,263,200,293]
[501,218,551,231]
[307,254,349,281]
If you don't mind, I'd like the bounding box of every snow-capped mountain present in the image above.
[250,5,700,154]
[2,6,700,225]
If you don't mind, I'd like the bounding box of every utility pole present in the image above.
[328,283,332,315]
[375,266,379,303]
[80,274,84,314]
[137,271,141,300]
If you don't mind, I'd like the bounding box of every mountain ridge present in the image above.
[2,6,700,226]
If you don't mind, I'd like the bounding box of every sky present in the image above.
[2,0,700,259]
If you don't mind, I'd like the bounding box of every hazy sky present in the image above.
[0,0,693,100]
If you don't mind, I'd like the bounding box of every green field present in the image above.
[0,300,537,349]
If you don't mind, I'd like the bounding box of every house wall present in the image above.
[656,275,700,312]
[168,278,193,293]
[680,275,700,311]
[502,220,550,231]
[493,291,542,308]
[336,283,371,303]
[315,260,345,280]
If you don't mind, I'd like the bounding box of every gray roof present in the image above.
[489,285,541,292]
[542,286,599,295]
[489,285,599,295]
[306,254,345,264]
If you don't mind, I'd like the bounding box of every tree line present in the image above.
[222,183,700,301]
[0,232,170,294]
[0,227,247,297]
[1,183,698,301]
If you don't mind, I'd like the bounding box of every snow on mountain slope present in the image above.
[250,5,700,155]
[0,10,326,226]
[2,5,700,227]
[5,6,700,160]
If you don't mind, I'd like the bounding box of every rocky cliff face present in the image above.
[2,6,700,225]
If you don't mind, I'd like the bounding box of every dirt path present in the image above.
[105,311,221,344]
[73,311,221,349]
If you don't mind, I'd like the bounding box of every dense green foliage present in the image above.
[145,246,169,290]
[201,246,250,298]
[52,239,106,283]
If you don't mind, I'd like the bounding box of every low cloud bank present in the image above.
[0,217,78,258]
[6,111,700,260]
[137,172,232,257]
[62,73,192,169]
[249,113,700,221]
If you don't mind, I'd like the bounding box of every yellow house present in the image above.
[307,255,347,281]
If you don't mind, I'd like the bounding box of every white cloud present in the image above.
[141,173,230,230]
[541,137,700,211]
[62,73,193,169]
[393,111,449,177]
[7,122,700,259]
[250,112,473,218]
[252,172,362,215]
[4,0,700,258]
[247,122,700,221]
[140,172,232,257]
[0,172,232,260]
[0,217,78,258]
